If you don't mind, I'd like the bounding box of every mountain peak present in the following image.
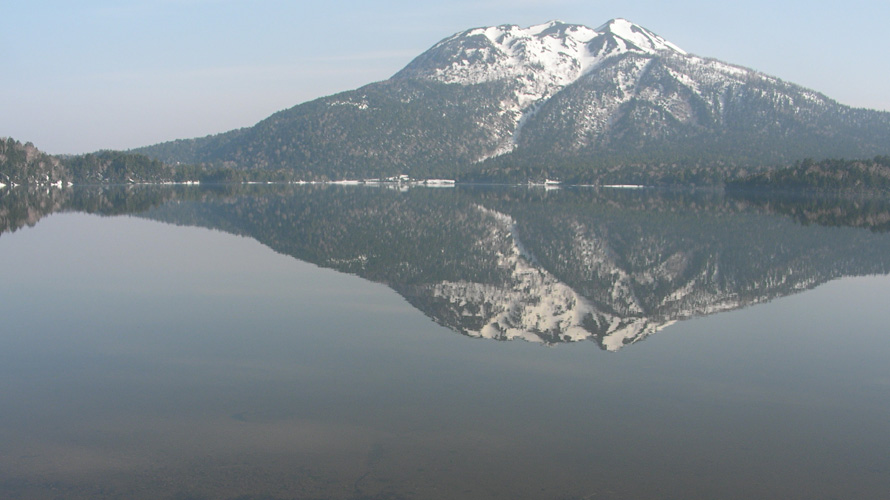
[396,19,685,89]
[595,18,686,54]
[595,17,635,31]
[526,20,563,34]
[458,20,599,47]
[390,18,691,158]
[394,20,602,96]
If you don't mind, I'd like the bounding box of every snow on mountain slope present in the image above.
[595,18,685,54]
[394,19,689,158]
[510,44,839,157]
[393,17,845,163]
[401,19,685,91]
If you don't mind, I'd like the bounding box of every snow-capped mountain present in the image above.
[135,19,890,183]
[393,18,861,163]
[394,19,688,157]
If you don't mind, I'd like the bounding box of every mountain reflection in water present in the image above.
[4,184,890,350]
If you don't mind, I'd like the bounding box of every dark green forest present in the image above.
[5,134,890,190]
[0,137,298,186]
[726,156,890,192]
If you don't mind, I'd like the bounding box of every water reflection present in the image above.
[3,184,890,500]
[4,184,890,350]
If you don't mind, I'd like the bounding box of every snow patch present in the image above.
[596,18,686,55]
[329,100,369,110]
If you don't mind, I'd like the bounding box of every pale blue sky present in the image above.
[3,0,889,154]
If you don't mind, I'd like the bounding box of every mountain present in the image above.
[133,19,890,183]
[393,19,688,160]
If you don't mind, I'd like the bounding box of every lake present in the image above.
[1,184,889,499]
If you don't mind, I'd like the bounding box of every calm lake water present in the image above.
[1,185,889,499]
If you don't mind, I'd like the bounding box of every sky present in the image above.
[3,0,889,155]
